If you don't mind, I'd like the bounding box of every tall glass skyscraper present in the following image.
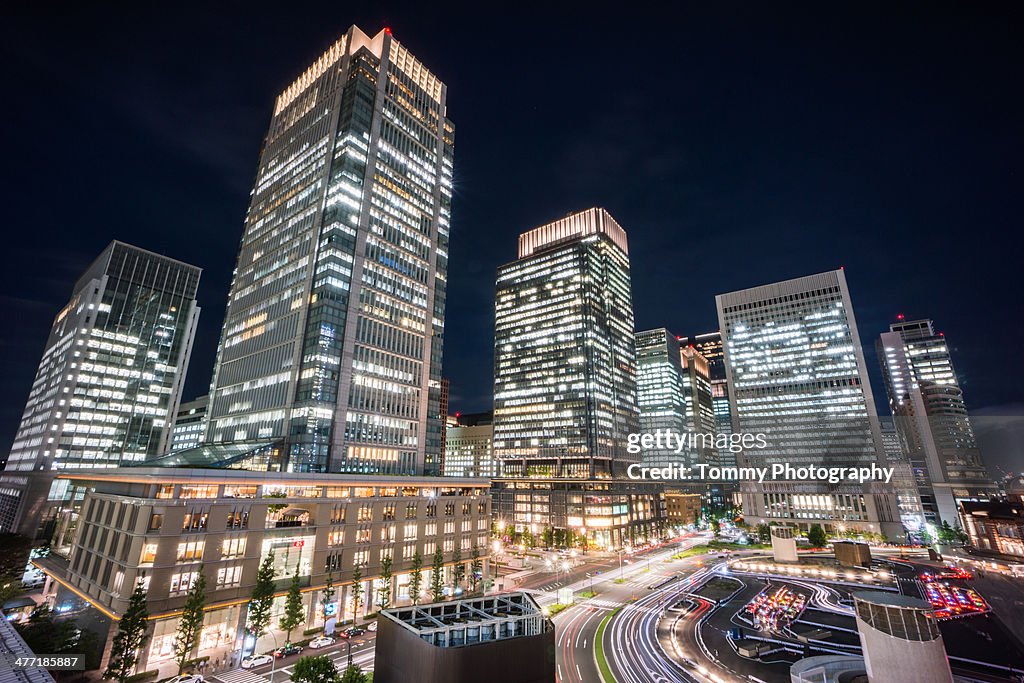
[716,269,902,538]
[635,329,690,468]
[682,332,734,464]
[0,241,200,536]
[205,26,454,475]
[492,208,640,478]
[878,318,994,525]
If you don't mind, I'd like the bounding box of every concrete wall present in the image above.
[373,613,556,683]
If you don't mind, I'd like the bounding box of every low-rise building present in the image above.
[664,489,702,527]
[34,464,491,677]
[489,478,667,549]
[374,592,554,682]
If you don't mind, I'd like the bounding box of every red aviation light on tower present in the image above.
[897,313,905,321]
[383,26,393,35]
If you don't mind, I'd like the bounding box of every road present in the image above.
[211,633,377,683]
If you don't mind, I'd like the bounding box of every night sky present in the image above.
[2,4,1022,473]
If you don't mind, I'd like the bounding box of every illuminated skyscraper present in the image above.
[0,241,200,536]
[682,332,734,462]
[635,329,689,468]
[716,269,902,538]
[205,26,454,475]
[492,208,640,478]
[878,318,995,525]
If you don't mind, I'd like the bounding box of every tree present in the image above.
[377,555,393,611]
[409,552,423,605]
[292,655,341,683]
[451,547,464,593]
[321,573,335,628]
[711,519,721,539]
[541,527,554,548]
[280,564,305,642]
[247,551,276,643]
[470,546,482,593]
[350,564,364,620]
[172,568,207,674]
[340,664,368,683]
[807,524,828,548]
[430,545,445,603]
[756,523,771,545]
[104,581,150,683]
[16,606,81,660]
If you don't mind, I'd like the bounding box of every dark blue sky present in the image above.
[2,3,1022,471]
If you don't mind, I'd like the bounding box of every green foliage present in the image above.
[451,548,464,591]
[430,546,445,603]
[756,523,772,545]
[292,655,340,683]
[340,664,368,683]
[409,552,423,605]
[15,605,84,661]
[541,527,554,548]
[173,568,207,674]
[469,546,482,593]
[104,581,150,683]
[377,556,392,611]
[807,524,828,548]
[350,564,364,618]
[247,551,276,639]
[280,564,306,641]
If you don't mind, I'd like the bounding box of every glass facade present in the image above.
[634,329,690,468]
[492,209,639,478]
[716,269,901,536]
[878,319,994,525]
[6,242,200,472]
[205,26,453,475]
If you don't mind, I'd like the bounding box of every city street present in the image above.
[210,633,377,683]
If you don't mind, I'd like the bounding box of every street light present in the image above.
[267,630,279,683]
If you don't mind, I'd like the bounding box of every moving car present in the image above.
[308,636,336,649]
[241,654,273,669]
[340,626,366,638]
[168,676,203,683]
[273,644,303,658]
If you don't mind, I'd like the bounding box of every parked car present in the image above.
[168,675,203,683]
[309,636,336,649]
[340,626,366,638]
[367,621,377,632]
[273,644,303,658]
[241,654,273,669]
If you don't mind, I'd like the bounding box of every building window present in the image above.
[405,503,418,519]
[139,544,157,565]
[227,507,249,529]
[357,505,373,522]
[156,485,175,499]
[382,504,396,521]
[444,503,455,516]
[148,513,163,531]
[180,484,219,499]
[353,550,369,566]
[330,505,345,524]
[328,529,344,546]
[215,565,243,588]
[221,536,246,559]
[183,509,208,532]
[176,541,205,562]
[169,571,200,595]
[356,528,371,543]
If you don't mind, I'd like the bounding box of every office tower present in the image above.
[492,208,640,478]
[436,378,450,476]
[204,26,454,475]
[635,329,690,468]
[878,318,995,525]
[879,417,925,534]
[682,332,734,458]
[0,241,200,537]
[169,395,209,452]
[680,345,718,460]
[443,412,496,478]
[716,269,902,538]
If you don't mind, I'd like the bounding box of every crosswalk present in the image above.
[211,670,268,683]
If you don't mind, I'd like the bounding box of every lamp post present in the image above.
[618,549,623,580]
[267,630,279,683]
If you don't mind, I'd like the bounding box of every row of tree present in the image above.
[101,544,487,682]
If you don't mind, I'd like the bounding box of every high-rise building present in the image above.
[877,318,995,525]
[0,241,200,537]
[680,345,718,462]
[204,26,454,475]
[681,332,734,462]
[443,412,496,478]
[492,208,640,478]
[879,417,925,534]
[634,329,690,468]
[716,269,902,538]
[169,395,209,452]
